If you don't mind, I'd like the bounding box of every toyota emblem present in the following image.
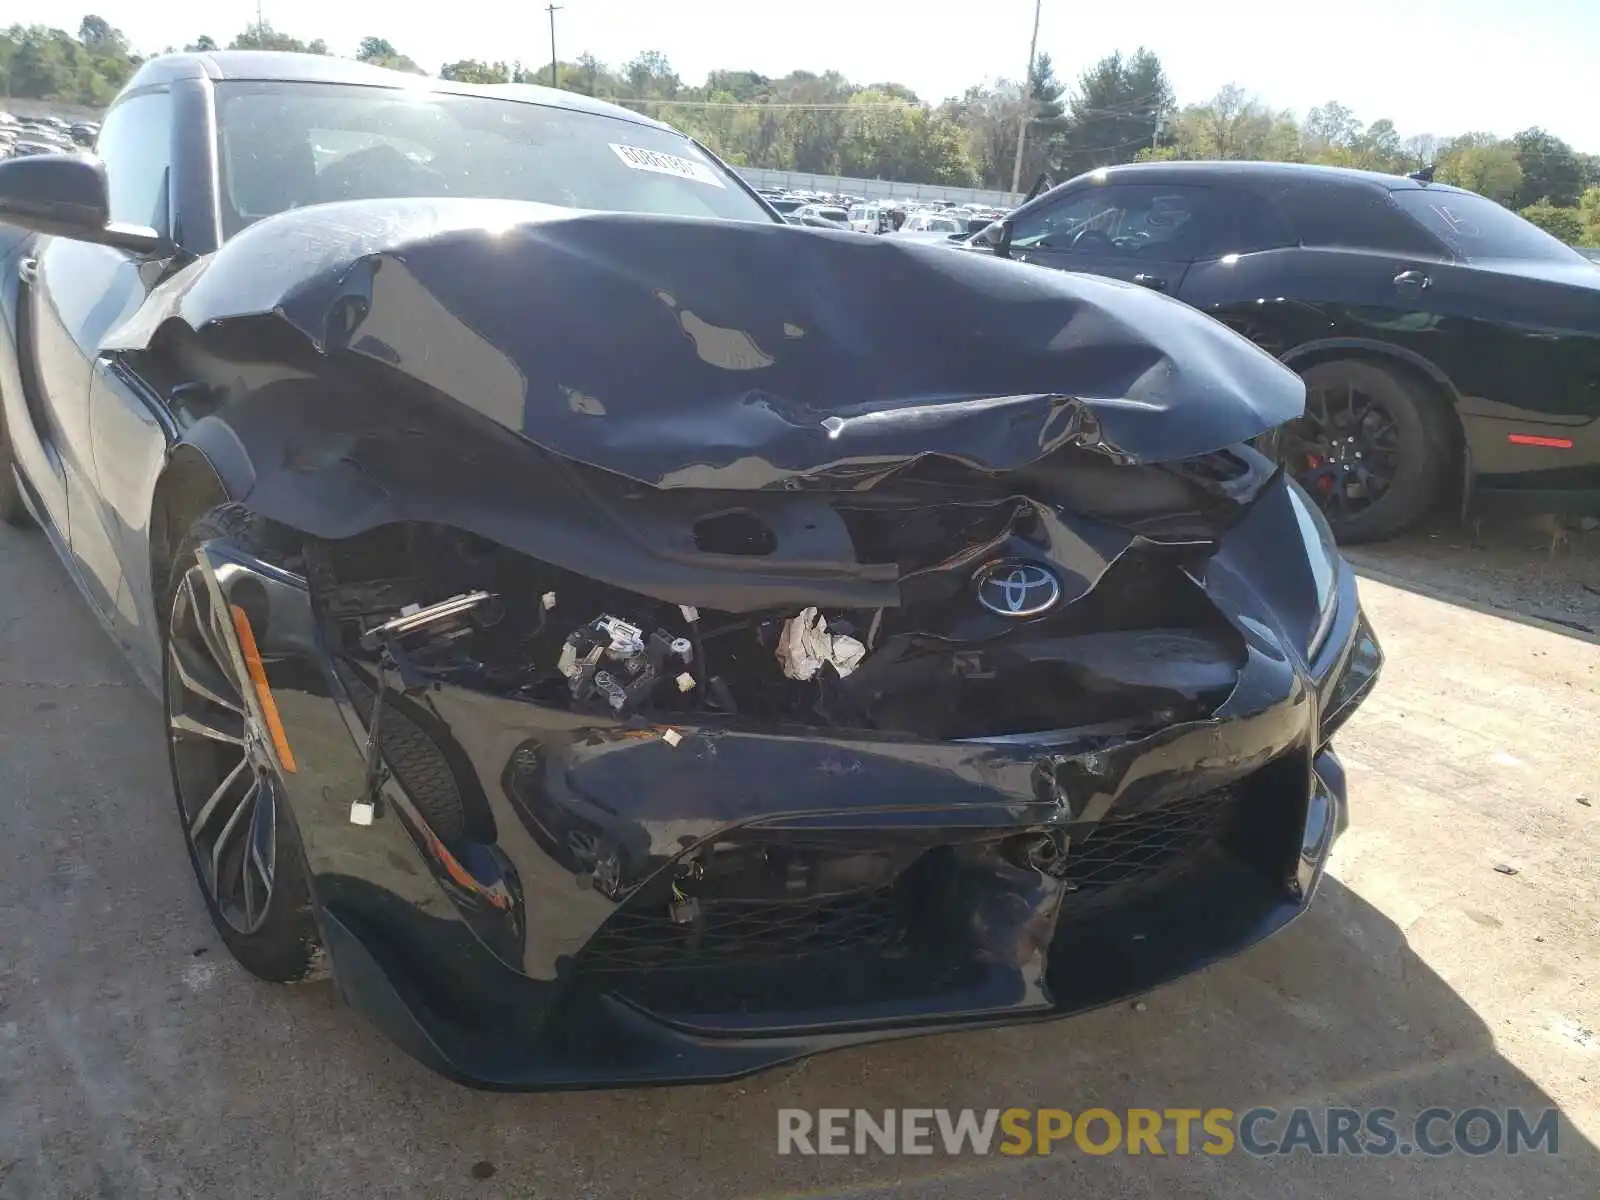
[974,560,1062,617]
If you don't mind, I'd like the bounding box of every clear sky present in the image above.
[12,0,1600,152]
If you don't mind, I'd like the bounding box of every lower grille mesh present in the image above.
[1061,787,1237,894]
[575,785,1240,980]
[578,885,908,974]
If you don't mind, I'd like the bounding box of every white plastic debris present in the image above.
[597,615,645,658]
[349,800,375,827]
[776,607,867,681]
[675,672,696,693]
[557,640,602,681]
[661,729,683,748]
[541,591,558,610]
[678,604,700,623]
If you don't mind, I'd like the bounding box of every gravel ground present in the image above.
[1346,512,1600,639]
[0,517,1596,1199]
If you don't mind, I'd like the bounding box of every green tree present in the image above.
[1164,85,1298,162]
[1303,100,1361,151]
[1579,187,1600,246]
[77,14,125,55]
[1350,118,1406,172]
[624,50,680,98]
[1403,132,1442,167]
[1436,140,1523,204]
[440,58,506,83]
[947,82,1031,188]
[355,35,421,73]
[228,23,329,54]
[186,35,218,52]
[1058,48,1174,176]
[1511,128,1584,208]
[1013,52,1069,185]
[1518,199,1583,244]
[0,22,138,104]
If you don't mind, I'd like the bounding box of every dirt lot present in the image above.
[0,514,1595,1199]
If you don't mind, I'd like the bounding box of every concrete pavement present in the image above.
[1,521,1596,1199]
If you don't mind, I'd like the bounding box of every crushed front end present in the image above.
[197,438,1380,1089]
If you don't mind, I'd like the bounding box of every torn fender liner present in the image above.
[107,199,1305,488]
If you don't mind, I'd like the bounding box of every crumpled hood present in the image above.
[113,198,1306,489]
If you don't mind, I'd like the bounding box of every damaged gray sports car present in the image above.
[0,53,1381,1088]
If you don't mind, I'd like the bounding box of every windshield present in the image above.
[214,81,773,238]
[1392,189,1586,264]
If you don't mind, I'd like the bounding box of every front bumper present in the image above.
[198,532,1381,1091]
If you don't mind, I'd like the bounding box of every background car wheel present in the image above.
[0,407,36,528]
[163,505,326,983]
[1279,359,1454,543]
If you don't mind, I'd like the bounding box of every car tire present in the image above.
[0,406,36,529]
[1288,359,1455,543]
[163,504,327,984]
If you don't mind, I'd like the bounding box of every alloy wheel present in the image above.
[165,566,280,935]
[1280,379,1402,519]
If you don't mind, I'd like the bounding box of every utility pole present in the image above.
[546,4,563,89]
[1008,0,1043,199]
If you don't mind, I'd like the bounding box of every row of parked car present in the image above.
[0,112,98,159]
[753,187,1007,237]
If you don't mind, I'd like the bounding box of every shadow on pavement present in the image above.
[1346,513,1600,646]
[14,868,1585,1198]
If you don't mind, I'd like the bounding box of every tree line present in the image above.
[4,17,1598,244]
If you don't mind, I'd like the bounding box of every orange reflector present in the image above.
[229,603,298,774]
[1507,434,1573,448]
[423,825,511,910]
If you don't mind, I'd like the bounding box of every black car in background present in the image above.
[975,161,1600,542]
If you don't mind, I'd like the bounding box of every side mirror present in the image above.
[976,218,1014,258]
[0,153,168,255]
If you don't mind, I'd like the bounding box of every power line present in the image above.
[1071,91,1168,119]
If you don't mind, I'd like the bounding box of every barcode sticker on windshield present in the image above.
[610,143,726,188]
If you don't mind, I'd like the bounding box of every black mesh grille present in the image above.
[575,786,1238,982]
[1061,786,1237,895]
[578,885,909,974]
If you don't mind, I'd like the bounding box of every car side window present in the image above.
[1010,184,1227,261]
[1279,184,1441,255]
[1198,189,1299,258]
[95,90,174,235]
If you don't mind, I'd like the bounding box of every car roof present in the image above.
[124,50,670,132]
[1042,159,1474,199]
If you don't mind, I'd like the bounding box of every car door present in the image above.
[1008,183,1230,295]
[27,88,174,629]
